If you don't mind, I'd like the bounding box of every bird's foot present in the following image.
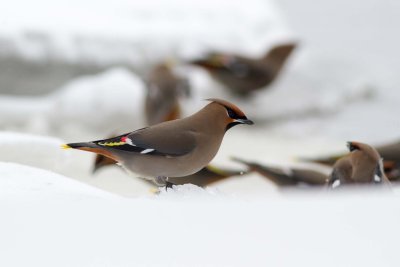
[165,181,174,191]
[155,176,175,191]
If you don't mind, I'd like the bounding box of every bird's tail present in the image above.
[263,42,297,62]
[62,142,119,161]
[231,156,263,174]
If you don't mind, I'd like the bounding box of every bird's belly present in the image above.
[122,146,220,178]
[121,155,203,178]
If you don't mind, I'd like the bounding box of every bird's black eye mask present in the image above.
[226,107,246,120]
[225,107,248,131]
[347,142,360,152]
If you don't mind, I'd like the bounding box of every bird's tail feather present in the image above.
[62,142,119,161]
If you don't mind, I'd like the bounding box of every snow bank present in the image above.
[0,171,399,267]
[0,162,117,199]
[0,68,146,137]
[0,131,67,172]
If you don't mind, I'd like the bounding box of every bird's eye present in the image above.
[226,107,236,118]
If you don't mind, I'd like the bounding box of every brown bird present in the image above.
[63,98,253,188]
[189,43,296,96]
[327,141,390,189]
[303,140,400,181]
[232,157,328,187]
[145,62,190,125]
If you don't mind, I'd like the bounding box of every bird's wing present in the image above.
[327,157,352,189]
[327,168,341,189]
[93,126,196,157]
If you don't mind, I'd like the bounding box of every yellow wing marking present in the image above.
[98,141,126,147]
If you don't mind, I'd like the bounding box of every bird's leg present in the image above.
[155,176,175,191]
[165,182,174,190]
[165,178,174,191]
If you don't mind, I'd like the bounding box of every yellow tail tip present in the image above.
[61,144,71,149]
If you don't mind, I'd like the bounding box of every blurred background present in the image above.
[1,0,399,196]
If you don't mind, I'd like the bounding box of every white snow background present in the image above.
[1,0,400,266]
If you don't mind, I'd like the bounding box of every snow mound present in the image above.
[50,68,146,134]
[0,131,67,172]
[0,162,117,199]
[0,68,146,137]
[1,181,400,267]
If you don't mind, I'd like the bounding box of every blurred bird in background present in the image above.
[232,157,328,187]
[304,140,400,182]
[233,141,393,190]
[189,43,296,96]
[144,62,190,125]
[327,141,391,189]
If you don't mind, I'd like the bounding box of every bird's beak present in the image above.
[234,118,254,125]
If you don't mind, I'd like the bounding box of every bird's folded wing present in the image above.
[93,127,196,157]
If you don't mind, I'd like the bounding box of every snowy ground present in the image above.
[1,162,400,267]
[1,0,400,266]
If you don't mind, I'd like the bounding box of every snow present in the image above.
[0,68,146,137]
[0,162,117,199]
[0,132,67,172]
[1,169,400,267]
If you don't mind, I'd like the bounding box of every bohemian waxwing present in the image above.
[64,98,253,187]
[145,62,190,126]
[232,157,327,187]
[327,141,391,189]
[189,43,296,96]
[304,140,400,181]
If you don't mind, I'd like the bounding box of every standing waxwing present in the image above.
[189,43,296,96]
[64,99,253,188]
[327,141,391,189]
[232,157,327,187]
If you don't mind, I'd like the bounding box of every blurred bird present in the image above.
[327,141,390,189]
[145,62,190,125]
[303,140,400,181]
[168,165,246,187]
[64,98,253,188]
[189,43,296,95]
[232,157,327,187]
